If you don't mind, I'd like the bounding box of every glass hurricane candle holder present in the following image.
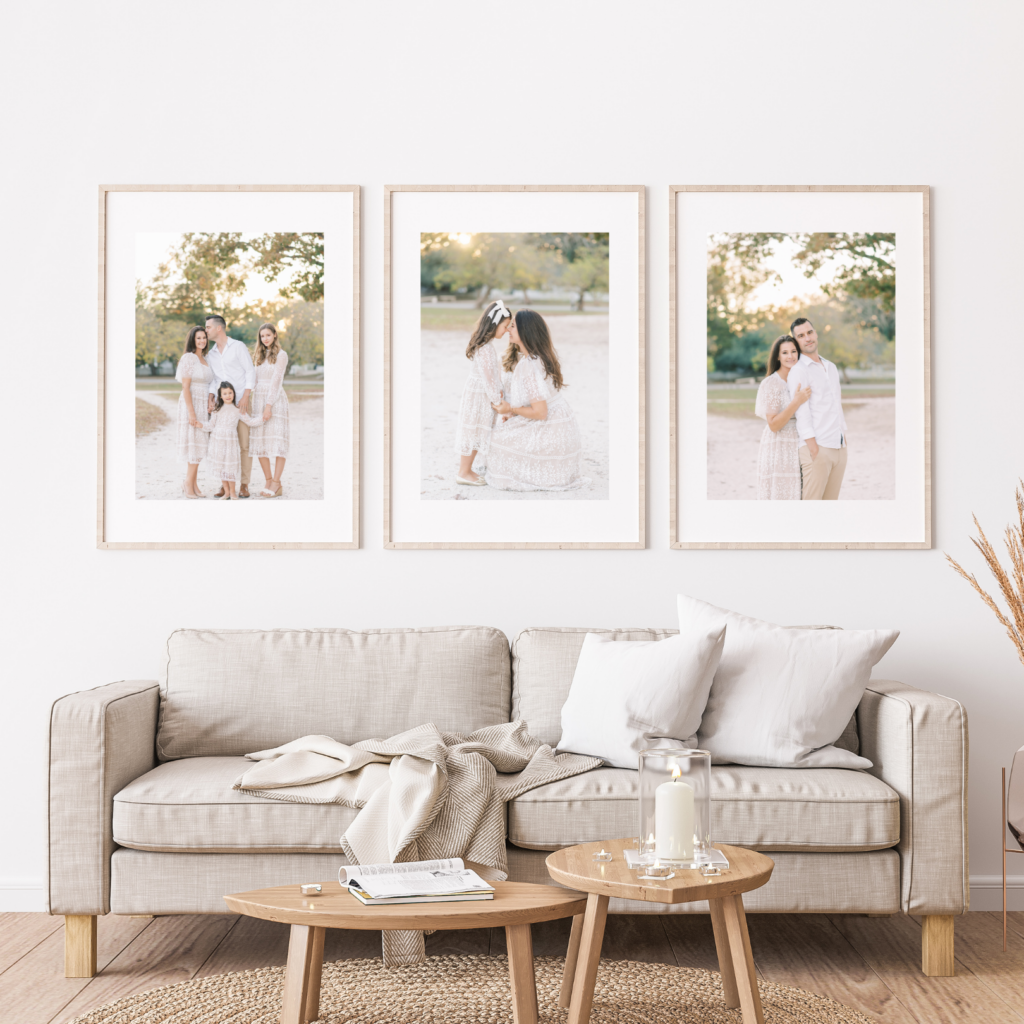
[638,748,712,868]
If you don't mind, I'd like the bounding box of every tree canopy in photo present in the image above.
[135,232,325,372]
[707,232,896,377]
[421,232,609,310]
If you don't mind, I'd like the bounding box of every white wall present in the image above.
[2,0,1022,913]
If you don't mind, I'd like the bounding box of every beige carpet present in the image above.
[69,954,873,1023]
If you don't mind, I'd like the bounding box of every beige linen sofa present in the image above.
[48,626,968,978]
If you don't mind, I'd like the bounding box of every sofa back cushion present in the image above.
[157,627,511,760]
[512,628,676,747]
[512,625,860,755]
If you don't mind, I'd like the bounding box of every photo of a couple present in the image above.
[754,318,850,501]
[706,232,896,501]
[135,231,325,500]
[419,232,609,501]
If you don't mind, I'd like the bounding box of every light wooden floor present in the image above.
[1,910,1023,1023]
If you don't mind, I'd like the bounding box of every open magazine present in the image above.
[338,858,496,906]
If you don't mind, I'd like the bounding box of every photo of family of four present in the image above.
[754,317,848,501]
[176,315,290,499]
[452,300,589,492]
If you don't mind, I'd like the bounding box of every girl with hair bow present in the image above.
[452,299,513,485]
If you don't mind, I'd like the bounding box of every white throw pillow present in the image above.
[679,594,898,770]
[556,623,727,769]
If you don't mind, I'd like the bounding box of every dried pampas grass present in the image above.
[947,481,1024,669]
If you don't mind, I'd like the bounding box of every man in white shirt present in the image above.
[204,315,256,498]
[786,317,847,500]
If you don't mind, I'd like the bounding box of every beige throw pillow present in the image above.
[679,594,898,769]
[556,622,727,769]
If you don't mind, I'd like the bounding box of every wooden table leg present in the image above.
[506,922,539,1024]
[281,923,319,1024]
[721,894,765,1024]
[559,913,585,1008]
[304,927,326,1023]
[567,893,609,1024]
[709,898,740,1008]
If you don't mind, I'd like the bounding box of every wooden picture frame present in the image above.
[97,184,360,549]
[670,184,931,550]
[384,185,646,549]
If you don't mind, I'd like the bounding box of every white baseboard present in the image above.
[0,878,47,913]
[969,874,1024,912]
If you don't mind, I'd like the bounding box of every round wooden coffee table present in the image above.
[224,879,587,1024]
[546,838,774,1024]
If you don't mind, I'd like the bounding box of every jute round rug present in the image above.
[68,954,873,1023]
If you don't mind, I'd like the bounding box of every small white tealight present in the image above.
[593,848,613,862]
[637,859,675,881]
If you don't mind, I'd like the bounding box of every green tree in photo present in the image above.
[707,231,896,376]
[561,244,609,311]
[249,232,325,302]
[276,300,325,367]
[707,233,784,370]
[420,231,611,309]
[134,297,190,371]
[142,232,250,324]
[792,233,896,312]
[136,232,326,372]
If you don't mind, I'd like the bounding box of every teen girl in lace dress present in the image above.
[754,334,812,500]
[247,323,290,498]
[453,299,512,485]
[175,326,213,498]
[486,310,587,492]
[201,383,265,499]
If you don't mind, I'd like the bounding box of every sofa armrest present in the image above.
[47,681,159,915]
[858,679,969,915]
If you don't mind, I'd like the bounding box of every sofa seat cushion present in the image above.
[507,765,900,853]
[113,757,361,853]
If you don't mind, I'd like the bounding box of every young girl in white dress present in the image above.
[486,309,588,492]
[248,322,290,498]
[201,383,265,499]
[175,326,213,498]
[453,299,512,485]
[754,335,812,500]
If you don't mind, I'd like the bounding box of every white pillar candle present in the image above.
[655,770,694,861]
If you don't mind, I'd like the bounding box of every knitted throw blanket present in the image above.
[234,721,601,965]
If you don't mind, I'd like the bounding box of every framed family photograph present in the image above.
[384,185,645,549]
[670,185,930,549]
[97,184,360,549]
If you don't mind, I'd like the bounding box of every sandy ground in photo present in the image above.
[135,390,324,499]
[707,396,895,500]
[420,315,609,500]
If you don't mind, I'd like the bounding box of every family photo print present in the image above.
[419,232,610,501]
[386,186,644,549]
[672,186,930,549]
[135,231,326,502]
[98,185,359,549]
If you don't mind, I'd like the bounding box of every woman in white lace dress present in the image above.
[486,310,588,492]
[754,335,812,500]
[453,300,512,485]
[175,326,213,498]
[248,323,290,498]
[201,383,265,499]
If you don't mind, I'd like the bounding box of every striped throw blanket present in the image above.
[234,721,601,965]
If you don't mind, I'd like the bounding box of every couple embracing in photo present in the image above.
[175,315,291,499]
[754,317,849,501]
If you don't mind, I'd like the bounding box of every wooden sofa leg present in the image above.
[921,915,955,976]
[65,915,97,978]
